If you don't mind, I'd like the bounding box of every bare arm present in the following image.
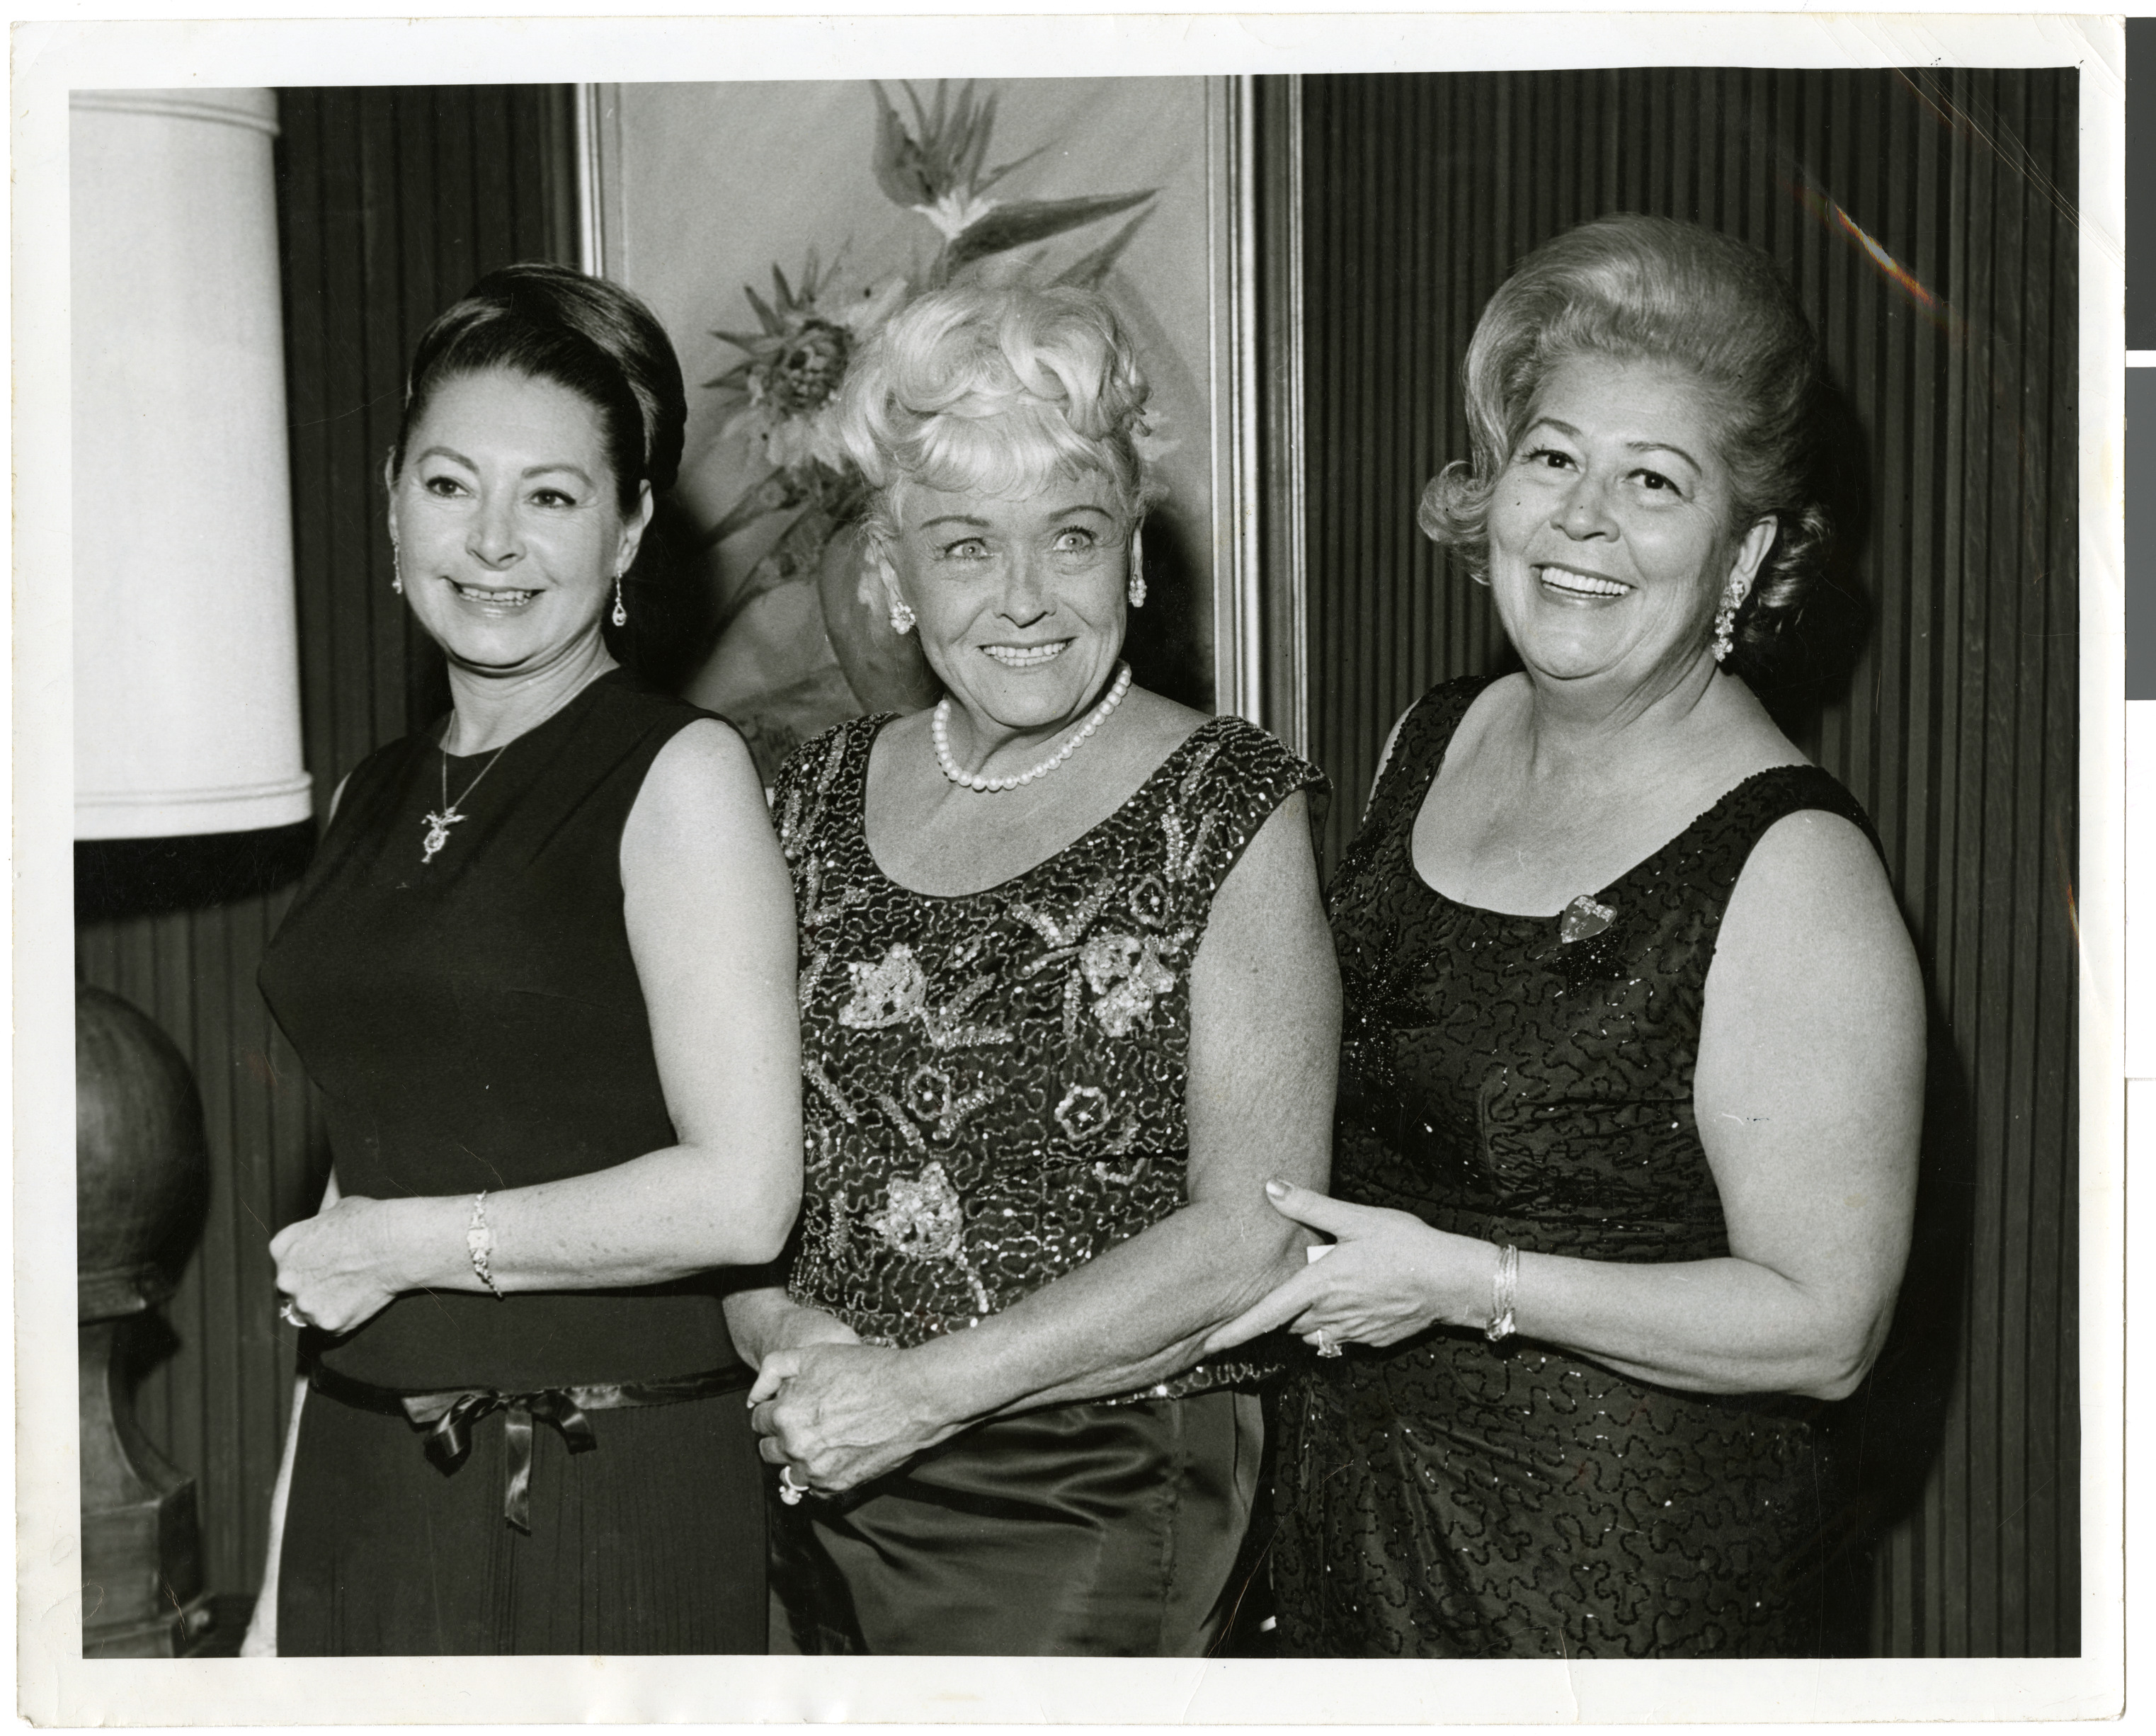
[271,721,805,1330]
[721,1277,860,1370]
[750,792,1339,1489]
[1209,811,1924,1403]
[1521,811,1923,1395]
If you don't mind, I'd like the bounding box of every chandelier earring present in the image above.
[1711,578,1748,663]
[611,569,628,628]
[1127,529,1147,610]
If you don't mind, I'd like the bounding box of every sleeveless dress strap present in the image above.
[1671,762,1886,912]
[1340,676,1497,876]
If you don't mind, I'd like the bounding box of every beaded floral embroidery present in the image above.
[772,712,1322,1381]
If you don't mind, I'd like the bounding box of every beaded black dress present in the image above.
[1272,677,1871,1659]
[257,673,766,1655]
[768,712,1324,1655]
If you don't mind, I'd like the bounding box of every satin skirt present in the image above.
[278,1383,766,1655]
[773,1389,1262,1656]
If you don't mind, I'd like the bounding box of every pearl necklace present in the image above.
[932,662,1132,794]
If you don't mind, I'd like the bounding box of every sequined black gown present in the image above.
[768,713,1323,1655]
[1272,677,1871,1659]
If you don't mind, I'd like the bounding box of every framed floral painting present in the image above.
[581,77,1265,780]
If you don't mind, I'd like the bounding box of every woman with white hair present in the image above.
[727,280,1339,1656]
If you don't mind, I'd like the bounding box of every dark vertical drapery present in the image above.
[1290,68,2078,1657]
[74,85,575,1601]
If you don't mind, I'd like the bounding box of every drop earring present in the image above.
[612,571,627,628]
[1127,529,1146,610]
[1711,578,1747,663]
[390,540,404,597]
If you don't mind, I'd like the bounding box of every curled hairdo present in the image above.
[835,281,1156,559]
[1420,215,1832,672]
[394,263,688,512]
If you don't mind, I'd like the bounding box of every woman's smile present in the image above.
[1534,563,1632,603]
[980,639,1072,669]
[883,471,1131,755]
[392,367,647,675]
[445,578,542,611]
[1485,352,1766,687]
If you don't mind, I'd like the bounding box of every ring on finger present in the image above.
[777,1464,808,1506]
[1313,1329,1343,1359]
[279,1301,307,1329]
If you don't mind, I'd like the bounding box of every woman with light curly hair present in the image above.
[1207,214,1925,1657]
[724,280,1338,1655]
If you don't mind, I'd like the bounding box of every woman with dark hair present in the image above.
[1209,215,1925,1658]
[243,263,802,1655]
[727,280,1338,1656]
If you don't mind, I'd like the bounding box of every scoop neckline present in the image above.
[1400,685,1801,923]
[854,711,1236,903]
[435,666,626,764]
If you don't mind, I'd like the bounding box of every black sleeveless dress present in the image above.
[767,713,1324,1655]
[1271,677,1871,1659]
[256,671,766,1655]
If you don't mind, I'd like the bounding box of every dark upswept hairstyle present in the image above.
[1419,214,1832,670]
[392,262,688,511]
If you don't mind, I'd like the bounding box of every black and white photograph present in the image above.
[15,10,2125,1725]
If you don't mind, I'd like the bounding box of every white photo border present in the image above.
[12,11,2124,1727]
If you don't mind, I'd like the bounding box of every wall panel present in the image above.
[1292,68,2078,1656]
[74,85,573,1602]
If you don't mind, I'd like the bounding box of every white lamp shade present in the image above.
[72,89,312,840]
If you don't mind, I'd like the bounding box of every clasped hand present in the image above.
[747,1343,954,1496]
[1202,1180,1489,1355]
[268,1196,405,1336]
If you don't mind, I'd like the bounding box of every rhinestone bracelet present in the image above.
[466,1191,504,1300]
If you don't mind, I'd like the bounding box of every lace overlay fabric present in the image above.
[1272,678,1875,1658]
[775,714,1323,1396]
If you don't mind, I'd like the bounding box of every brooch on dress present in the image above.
[1558,894,1616,944]
[1552,893,1625,990]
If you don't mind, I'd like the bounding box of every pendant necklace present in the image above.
[421,736,511,864]
[420,662,614,862]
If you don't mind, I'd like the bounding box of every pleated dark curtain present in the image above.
[74,85,575,1602]
[1289,68,2079,1656]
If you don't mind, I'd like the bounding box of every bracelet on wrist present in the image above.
[466,1191,504,1300]
[1484,1243,1519,1342]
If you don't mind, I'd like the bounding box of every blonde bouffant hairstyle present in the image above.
[836,281,1157,559]
[1420,215,1832,673]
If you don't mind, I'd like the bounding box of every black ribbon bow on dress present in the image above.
[309,1361,749,1534]
[402,1386,603,1532]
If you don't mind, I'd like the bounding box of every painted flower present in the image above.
[708,258,906,476]
[1080,931,1180,1037]
[838,943,928,1029]
[913,187,1001,242]
[695,79,1159,588]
